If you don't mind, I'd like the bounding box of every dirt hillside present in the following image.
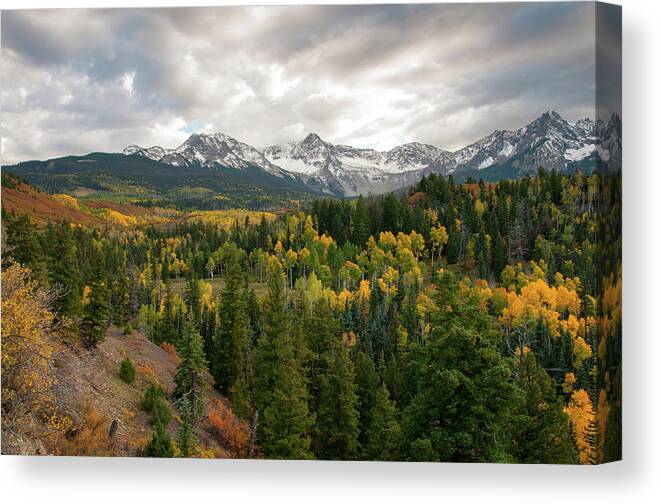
[51,325,249,458]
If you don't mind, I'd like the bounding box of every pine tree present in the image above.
[212,252,251,396]
[314,338,359,460]
[446,221,461,264]
[363,382,401,461]
[144,421,174,458]
[305,300,341,412]
[252,258,313,460]
[476,228,489,279]
[492,233,508,278]
[176,398,198,457]
[382,192,401,232]
[510,352,576,464]
[119,356,136,384]
[48,221,80,317]
[184,275,203,327]
[354,351,378,448]
[402,273,516,462]
[157,283,177,345]
[351,195,371,246]
[5,213,46,281]
[80,250,110,348]
[173,318,208,419]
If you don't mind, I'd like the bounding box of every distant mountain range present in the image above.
[4,111,621,207]
[123,110,621,197]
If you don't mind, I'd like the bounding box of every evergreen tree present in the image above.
[176,398,198,457]
[157,283,177,345]
[354,351,378,448]
[363,382,401,461]
[510,352,576,463]
[493,233,508,278]
[144,421,174,458]
[173,318,208,419]
[305,300,342,412]
[212,251,251,396]
[446,221,461,264]
[351,195,371,246]
[4,213,46,281]
[314,338,359,460]
[252,258,313,460]
[119,356,136,384]
[80,249,110,348]
[184,276,203,327]
[402,272,516,462]
[48,221,80,317]
[476,228,489,279]
[382,192,401,232]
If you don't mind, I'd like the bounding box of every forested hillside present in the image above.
[4,152,317,210]
[1,168,621,463]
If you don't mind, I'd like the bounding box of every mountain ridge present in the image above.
[123,110,620,196]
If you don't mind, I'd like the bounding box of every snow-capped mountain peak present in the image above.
[124,131,290,177]
[452,110,601,173]
[123,110,618,197]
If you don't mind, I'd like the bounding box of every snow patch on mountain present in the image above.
[123,110,619,197]
[564,144,596,162]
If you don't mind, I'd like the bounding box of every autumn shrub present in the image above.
[205,398,249,457]
[135,362,157,381]
[160,341,177,356]
[119,356,136,384]
[55,405,115,456]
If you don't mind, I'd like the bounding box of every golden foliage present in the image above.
[378,266,399,297]
[598,268,622,361]
[564,389,596,464]
[54,405,116,456]
[335,289,354,311]
[378,231,397,250]
[52,193,80,209]
[185,210,275,229]
[596,388,610,463]
[562,372,576,394]
[103,209,138,227]
[81,284,92,306]
[356,279,371,304]
[1,264,58,444]
[500,279,562,336]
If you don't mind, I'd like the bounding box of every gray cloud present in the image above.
[2,3,600,163]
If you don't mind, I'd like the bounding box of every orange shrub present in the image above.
[160,342,177,355]
[135,361,158,382]
[205,398,249,458]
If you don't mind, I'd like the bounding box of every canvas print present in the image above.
[0,2,621,463]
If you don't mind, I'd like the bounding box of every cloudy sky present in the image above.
[1,2,599,163]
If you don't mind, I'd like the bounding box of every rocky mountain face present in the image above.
[125,132,297,181]
[262,134,453,196]
[124,111,620,197]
